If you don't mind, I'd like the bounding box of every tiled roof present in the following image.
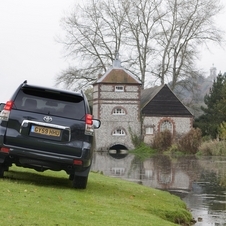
[95,58,141,85]
[97,68,141,84]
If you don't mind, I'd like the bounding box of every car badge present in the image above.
[43,116,52,123]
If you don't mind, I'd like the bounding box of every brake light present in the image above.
[0,147,9,153]
[85,114,93,125]
[4,101,14,111]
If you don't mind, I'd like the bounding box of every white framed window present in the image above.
[115,86,124,92]
[113,108,126,115]
[112,129,126,136]
[144,170,154,179]
[160,120,172,132]
[111,167,125,175]
[145,127,154,135]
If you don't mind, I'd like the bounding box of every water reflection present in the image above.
[91,152,226,225]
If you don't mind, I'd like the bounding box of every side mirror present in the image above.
[93,119,101,129]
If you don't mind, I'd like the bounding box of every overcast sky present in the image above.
[0,0,226,103]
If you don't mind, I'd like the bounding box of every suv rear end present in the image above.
[0,81,100,189]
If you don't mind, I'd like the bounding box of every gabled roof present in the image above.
[141,84,193,117]
[95,57,141,85]
[141,84,164,109]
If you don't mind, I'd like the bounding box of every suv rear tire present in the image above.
[72,175,88,189]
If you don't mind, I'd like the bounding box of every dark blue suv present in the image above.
[0,81,100,189]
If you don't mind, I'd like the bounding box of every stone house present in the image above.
[92,57,193,152]
[141,85,193,145]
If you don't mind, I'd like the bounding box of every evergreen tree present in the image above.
[195,73,226,138]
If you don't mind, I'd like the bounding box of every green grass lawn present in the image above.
[0,166,192,226]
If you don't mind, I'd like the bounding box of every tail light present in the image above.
[85,114,94,135]
[0,100,13,121]
[4,101,14,111]
[85,114,93,125]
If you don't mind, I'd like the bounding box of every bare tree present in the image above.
[154,0,224,90]
[57,0,225,91]
[121,0,163,89]
[56,0,127,90]
[57,0,164,90]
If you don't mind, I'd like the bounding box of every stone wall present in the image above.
[93,83,141,151]
[143,116,193,144]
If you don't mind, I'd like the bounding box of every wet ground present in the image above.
[91,153,226,225]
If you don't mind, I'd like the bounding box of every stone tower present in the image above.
[209,64,217,81]
[92,56,142,152]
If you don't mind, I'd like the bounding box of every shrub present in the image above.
[197,140,213,156]
[178,128,202,154]
[152,130,173,152]
[129,142,156,160]
[129,127,156,160]
[198,140,226,156]
[167,144,187,156]
[219,121,226,140]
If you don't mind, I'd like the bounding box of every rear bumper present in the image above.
[0,145,92,174]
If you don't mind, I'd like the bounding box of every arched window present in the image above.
[160,120,172,132]
[112,128,126,136]
[113,108,126,115]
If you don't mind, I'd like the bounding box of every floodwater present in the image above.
[91,152,226,225]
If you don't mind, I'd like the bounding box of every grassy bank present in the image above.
[0,166,192,226]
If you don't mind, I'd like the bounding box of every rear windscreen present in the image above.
[13,87,86,120]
